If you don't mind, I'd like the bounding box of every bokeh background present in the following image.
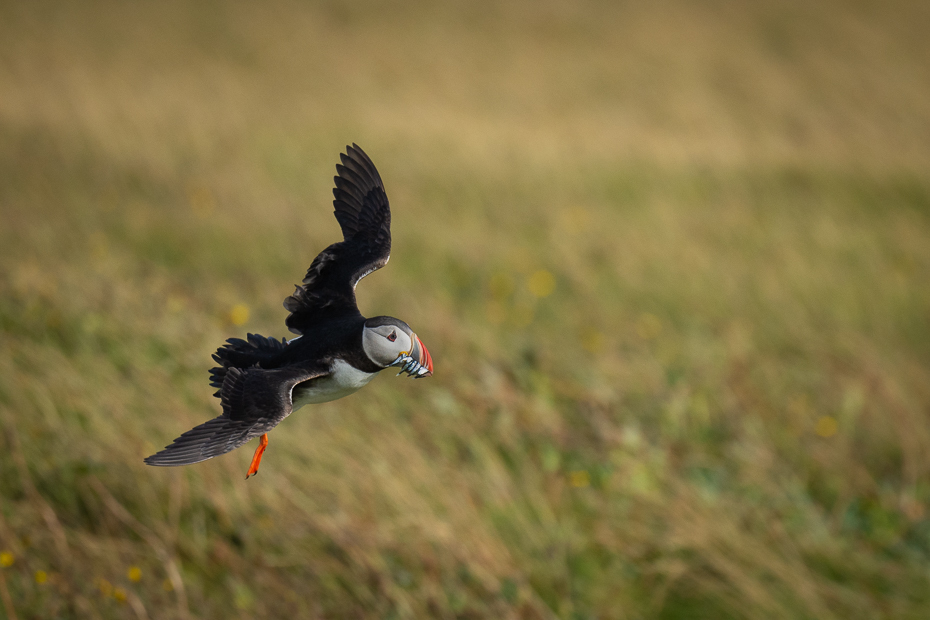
[2,0,930,618]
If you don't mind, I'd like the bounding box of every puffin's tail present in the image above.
[208,333,287,397]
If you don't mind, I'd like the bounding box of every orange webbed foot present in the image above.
[245,433,269,479]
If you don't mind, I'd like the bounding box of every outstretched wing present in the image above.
[283,144,392,334]
[144,364,328,467]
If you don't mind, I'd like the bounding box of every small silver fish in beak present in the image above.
[389,333,434,378]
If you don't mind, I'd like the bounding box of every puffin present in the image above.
[145,144,433,478]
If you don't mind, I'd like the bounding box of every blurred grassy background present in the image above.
[2,0,930,617]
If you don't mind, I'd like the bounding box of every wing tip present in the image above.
[143,451,215,467]
[143,413,241,468]
[339,143,381,185]
[142,450,213,467]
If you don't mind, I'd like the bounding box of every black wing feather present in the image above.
[208,332,288,396]
[144,364,328,467]
[283,144,392,334]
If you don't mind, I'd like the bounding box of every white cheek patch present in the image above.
[363,327,400,367]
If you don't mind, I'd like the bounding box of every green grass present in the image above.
[2,0,930,617]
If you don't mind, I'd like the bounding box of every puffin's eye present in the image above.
[387,331,397,342]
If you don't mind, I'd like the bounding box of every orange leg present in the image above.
[245,433,269,479]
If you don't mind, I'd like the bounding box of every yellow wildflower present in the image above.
[229,303,250,326]
[527,270,556,298]
[97,578,113,597]
[570,470,591,487]
[816,416,838,438]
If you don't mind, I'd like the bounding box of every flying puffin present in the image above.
[145,144,433,478]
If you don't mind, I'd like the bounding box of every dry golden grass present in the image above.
[2,0,930,618]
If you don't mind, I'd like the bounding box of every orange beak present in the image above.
[392,332,433,378]
[411,334,433,377]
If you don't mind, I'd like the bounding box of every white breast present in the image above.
[291,359,377,410]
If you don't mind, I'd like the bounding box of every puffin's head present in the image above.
[362,316,433,378]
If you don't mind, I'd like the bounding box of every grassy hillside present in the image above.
[2,0,930,617]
